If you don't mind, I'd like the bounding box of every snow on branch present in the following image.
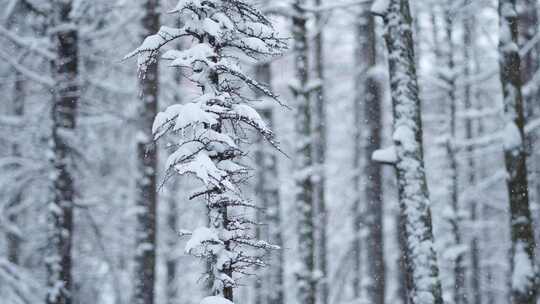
[125,0,286,300]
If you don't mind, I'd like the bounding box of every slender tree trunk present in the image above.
[313,1,328,304]
[166,183,178,304]
[47,1,79,304]
[442,6,467,304]
[360,5,386,304]
[134,1,159,304]
[7,71,24,265]
[463,11,481,304]
[397,212,410,304]
[374,1,443,304]
[352,9,363,295]
[517,0,540,268]
[255,62,284,304]
[291,2,316,304]
[498,2,538,303]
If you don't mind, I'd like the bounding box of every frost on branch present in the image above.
[126,0,286,301]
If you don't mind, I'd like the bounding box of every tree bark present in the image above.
[254,62,284,304]
[442,6,467,304]
[497,1,538,303]
[313,1,328,304]
[292,2,316,304]
[134,1,159,304]
[374,1,444,303]
[359,4,386,304]
[463,11,481,304]
[47,1,79,304]
[166,183,178,304]
[7,71,24,265]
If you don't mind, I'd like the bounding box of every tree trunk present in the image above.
[255,62,284,304]
[357,4,386,304]
[497,1,538,303]
[291,2,316,304]
[134,1,159,304]
[47,1,79,303]
[313,1,328,304]
[166,183,178,304]
[374,1,444,303]
[442,6,467,304]
[463,11,481,304]
[7,71,24,265]
[517,0,540,269]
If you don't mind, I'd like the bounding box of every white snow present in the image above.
[502,121,522,151]
[393,125,416,152]
[372,146,397,164]
[371,0,390,15]
[185,227,221,254]
[199,295,233,304]
[511,242,534,293]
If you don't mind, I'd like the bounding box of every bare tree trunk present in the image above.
[7,71,24,265]
[463,11,481,304]
[498,2,538,303]
[134,1,159,304]
[166,183,178,304]
[291,1,316,304]
[397,212,410,304]
[355,3,386,304]
[374,1,443,303]
[442,6,467,304]
[313,2,328,304]
[255,62,284,304]
[47,1,79,304]
[517,0,540,269]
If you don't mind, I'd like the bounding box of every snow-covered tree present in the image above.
[125,1,286,303]
[497,1,538,303]
[372,0,444,303]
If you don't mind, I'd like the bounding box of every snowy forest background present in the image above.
[1,0,540,304]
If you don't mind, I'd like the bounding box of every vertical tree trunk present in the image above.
[313,1,328,304]
[463,11,481,304]
[47,1,79,304]
[358,4,386,304]
[442,6,467,304]
[166,183,178,304]
[517,0,540,268]
[374,1,444,304]
[291,1,316,304]
[7,71,24,265]
[134,1,159,304]
[397,212,410,304]
[255,63,284,304]
[497,1,538,303]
